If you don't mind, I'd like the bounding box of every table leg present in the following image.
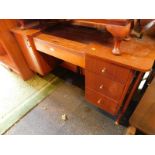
[125,126,136,135]
[112,38,121,55]
[115,72,144,125]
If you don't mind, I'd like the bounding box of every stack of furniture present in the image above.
[1,19,155,124]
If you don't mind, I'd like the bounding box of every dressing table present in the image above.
[11,20,155,124]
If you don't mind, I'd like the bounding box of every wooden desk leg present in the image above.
[115,72,144,125]
[112,38,121,55]
[125,126,136,135]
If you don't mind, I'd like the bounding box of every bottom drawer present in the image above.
[85,87,120,115]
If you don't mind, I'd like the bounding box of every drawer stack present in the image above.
[85,54,134,115]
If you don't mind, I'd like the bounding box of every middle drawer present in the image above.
[85,70,125,101]
[86,55,131,84]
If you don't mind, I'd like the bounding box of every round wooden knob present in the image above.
[91,47,96,51]
[50,47,55,52]
[101,68,106,73]
[99,84,103,89]
[97,98,102,104]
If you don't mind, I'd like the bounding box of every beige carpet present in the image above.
[0,65,62,134]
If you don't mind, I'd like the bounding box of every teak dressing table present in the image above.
[12,23,155,124]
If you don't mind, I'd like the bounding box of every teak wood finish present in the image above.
[34,33,85,68]
[85,50,135,116]
[10,20,155,123]
[0,20,33,80]
[85,88,120,115]
[86,71,126,101]
[12,23,155,72]
[116,72,144,124]
[86,37,155,72]
[12,28,58,75]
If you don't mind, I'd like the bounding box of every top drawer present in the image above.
[33,33,86,68]
[86,55,132,84]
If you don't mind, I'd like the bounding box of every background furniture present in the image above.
[128,72,155,134]
[0,20,33,80]
[71,19,132,55]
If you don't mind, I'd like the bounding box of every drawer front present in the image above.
[85,87,120,115]
[86,70,125,101]
[86,55,131,84]
[34,38,85,68]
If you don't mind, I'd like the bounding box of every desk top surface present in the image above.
[12,24,155,72]
[86,36,155,72]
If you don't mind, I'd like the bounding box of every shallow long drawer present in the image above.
[33,33,86,68]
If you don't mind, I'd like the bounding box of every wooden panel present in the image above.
[14,34,40,72]
[85,87,119,115]
[32,24,111,69]
[12,29,56,75]
[85,53,135,117]
[86,35,155,72]
[130,77,155,134]
[0,54,18,73]
[116,72,143,124]
[13,23,155,73]
[0,20,34,80]
[86,55,131,84]
[34,36,85,68]
[85,70,125,101]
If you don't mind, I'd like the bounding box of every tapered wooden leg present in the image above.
[112,38,121,55]
[114,121,119,125]
[125,126,136,135]
[116,72,144,124]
